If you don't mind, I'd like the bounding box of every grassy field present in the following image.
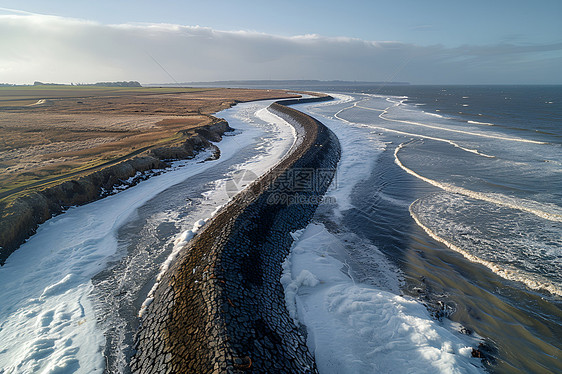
[0,85,214,107]
[0,85,298,204]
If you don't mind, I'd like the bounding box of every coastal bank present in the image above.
[0,88,300,266]
[0,119,233,265]
[131,97,340,373]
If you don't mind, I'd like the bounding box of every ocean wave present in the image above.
[409,201,562,297]
[380,109,546,145]
[354,104,385,112]
[467,120,495,126]
[337,97,537,157]
[335,106,496,158]
[394,143,562,223]
[313,92,356,106]
[423,111,447,118]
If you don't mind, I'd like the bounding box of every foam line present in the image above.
[468,120,494,126]
[354,104,385,112]
[334,104,496,158]
[409,203,562,296]
[379,102,546,145]
[394,143,562,223]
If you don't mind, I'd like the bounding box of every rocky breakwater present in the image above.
[0,119,232,265]
[131,96,340,373]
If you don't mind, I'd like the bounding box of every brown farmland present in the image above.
[0,86,299,203]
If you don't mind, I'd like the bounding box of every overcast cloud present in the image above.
[1,13,561,84]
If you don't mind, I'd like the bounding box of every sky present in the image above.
[1,0,561,85]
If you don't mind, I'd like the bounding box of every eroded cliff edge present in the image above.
[131,97,340,373]
[0,119,232,265]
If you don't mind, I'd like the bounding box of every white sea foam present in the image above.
[354,104,385,112]
[379,105,546,144]
[424,111,447,118]
[301,95,385,213]
[330,92,561,300]
[335,96,497,157]
[377,190,412,208]
[394,142,562,223]
[281,224,484,373]
[314,93,356,107]
[467,120,495,126]
[409,202,562,296]
[285,96,484,373]
[334,103,495,158]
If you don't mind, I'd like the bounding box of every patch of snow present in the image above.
[282,223,484,374]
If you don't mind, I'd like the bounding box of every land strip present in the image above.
[0,86,299,264]
[0,86,298,203]
[131,96,340,373]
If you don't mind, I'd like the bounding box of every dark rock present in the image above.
[131,96,339,373]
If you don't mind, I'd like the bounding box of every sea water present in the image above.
[1,87,560,373]
[285,86,561,373]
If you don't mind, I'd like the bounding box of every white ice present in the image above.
[0,99,296,373]
[139,101,297,317]
[281,95,484,373]
[282,223,483,374]
[298,93,386,214]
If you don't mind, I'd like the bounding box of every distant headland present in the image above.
[0,81,143,87]
[149,79,410,88]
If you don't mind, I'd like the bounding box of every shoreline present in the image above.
[0,119,231,265]
[131,96,340,373]
[301,88,562,372]
[0,97,303,374]
[0,90,302,265]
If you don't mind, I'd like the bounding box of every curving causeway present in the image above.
[130,97,341,373]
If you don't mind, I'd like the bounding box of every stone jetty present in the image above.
[131,97,341,373]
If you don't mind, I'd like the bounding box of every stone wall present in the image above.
[131,97,340,373]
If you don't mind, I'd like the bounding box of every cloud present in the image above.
[0,13,561,84]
